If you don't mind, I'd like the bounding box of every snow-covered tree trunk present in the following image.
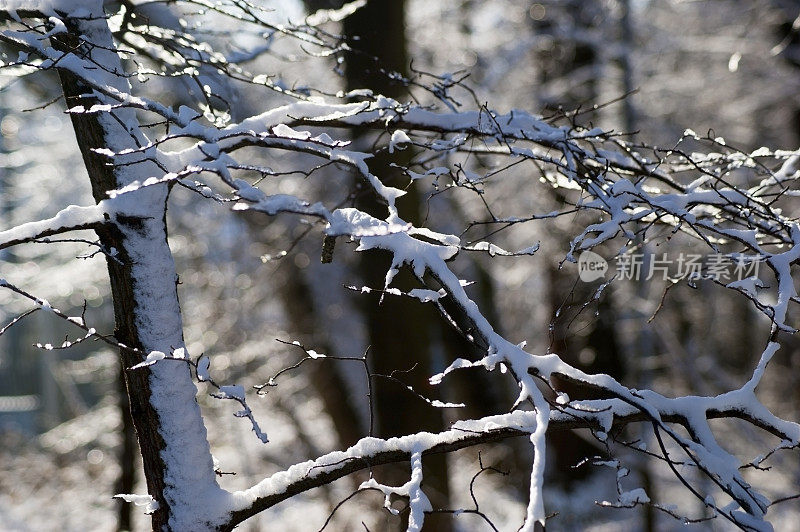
[53,10,223,531]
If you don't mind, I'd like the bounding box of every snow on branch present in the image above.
[304,0,367,27]
[226,410,539,526]
[223,390,798,530]
[0,203,109,250]
[359,450,431,532]
[114,493,160,515]
[127,347,270,445]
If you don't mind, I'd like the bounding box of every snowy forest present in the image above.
[2,0,800,530]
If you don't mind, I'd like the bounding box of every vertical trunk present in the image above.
[272,251,364,447]
[116,367,137,532]
[54,11,223,531]
[342,2,453,528]
[530,0,627,486]
[616,2,654,528]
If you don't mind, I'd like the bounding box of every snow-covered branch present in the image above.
[0,203,109,250]
[223,392,798,530]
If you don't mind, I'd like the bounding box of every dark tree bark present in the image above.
[339,2,458,529]
[272,250,364,448]
[529,0,627,486]
[115,368,137,532]
[55,43,171,532]
[53,14,220,530]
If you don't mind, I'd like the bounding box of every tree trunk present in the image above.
[115,368,137,532]
[341,2,453,528]
[530,0,627,486]
[54,11,223,531]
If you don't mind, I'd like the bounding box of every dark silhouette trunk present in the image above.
[115,368,137,532]
[530,1,627,486]
[299,1,526,525]
[341,2,452,529]
[273,253,364,448]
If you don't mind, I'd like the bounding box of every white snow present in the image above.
[389,129,412,153]
[196,356,211,382]
[217,385,246,401]
[130,350,166,370]
[0,203,108,249]
[408,288,445,302]
[0,0,100,16]
[618,488,650,505]
[114,493,160,514]
[305,0,366,26]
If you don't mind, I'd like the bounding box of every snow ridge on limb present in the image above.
[227,411,540,526]
[0,203,108,250]
[222,388,797,530]
[359,450,431,532]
